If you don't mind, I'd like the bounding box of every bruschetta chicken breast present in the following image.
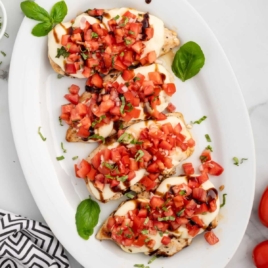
[48,8,180,78]
[96,176,219,256]
[75,113,195,202]
[61,64,176,143]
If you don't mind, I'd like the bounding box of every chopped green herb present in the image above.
[200,155,208,163]
[126,103,134,112]
[220,193,227,208]
[0,62,2,65]
[158,216,175,221]
[179,190,186,196]
[144,217,149,225]
[135,150,144,162]
[125,192,135,199]
[134,265,145,268]
[129,30,135,35]
[117,229,123,235]
[57,74,64,79]
[38,127,46,141]
[102,162,116,170]
[4,32,9,38]
[233,157,239,166]
[120,52,125,57]
[240,158,248,164]
[206,145,213,152]
[117,175,128,182]
[176,208,185,217]
[91,32,98,38]
[88,134,105,143]
[119,122,124,130]
[145,204,151,212]
[92,115,106,127]
[205,134,212,142]
[56,46,69,58]
[158,230,163,237]
[162,206,168,211]
[119,17,129,27]
[124,38,132,45]
[56,155,65,161]
[141,229,149,235]
[192,116,207,124]
[118,132,134,143]
[133,77,140,82]
[72,156,78,160]
[148,255,157,264]
[81,52,88,60]
[59,117,63,126]
[113,15,120,20]
[61,142,67,153]
[1,51,6,57]
[120,96,126,114]
[145,238,151,243]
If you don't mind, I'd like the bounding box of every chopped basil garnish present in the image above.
[205,134,212,142]
[120,96,126,114]
[56,46,69,58]
[158,216,175,221]
[145,204,151,212]
[191,116,207,124]
[4,32,9,38]
[135,150,144,162]
[57,74,64,79]
[233,157,239,166]
[134,265,148,268]
[200,155,208,163]
[118,132,133,143]
[133,77,140,82]
[91,115,106,128]
[162,206,168,212]
[144,217,149,225]
[145,238,151,243]
[125,192,135,199]
[148,255,157,264]
[61,142,67,153]
[129,30,135,35]
[240,158,248,164]
[1,51,6,57]
[206,145,213,152]
[102,162,116,170]
[81,52,88,60]
[117,229,123,235]
[91,32,98,38]
[88,134,105,143]
[56,155,64,161]
[220,193,227,208]
[59,117,63,126]
[179,190,186,196]
[119,122,124,130]
[38,126,46,141]
[141,229,148,235]
[105,174,128,182]
[126,103,134,112]
[124,38,132,45]
[120,52,125,57]
[114,15,120,20]
[176,208,185,217]
[72,156,78,160]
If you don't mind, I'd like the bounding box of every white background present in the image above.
[0,0,267,267]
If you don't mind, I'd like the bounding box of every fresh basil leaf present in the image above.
[20,1,51,22]
[172,41,205,82]
[31,21,53,37]
[50,1,68,24]
[75,197,100,240]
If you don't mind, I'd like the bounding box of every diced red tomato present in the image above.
[200,150,211,163]
[163,83,176,96]
[77,127,89,138]
[114,59,127,71]
[122,69,135,81]
[197,171,209,184]
[147,51,156,64]
[209,199,217,212]
[195,203,209,214]
[146,239,156,249]
[187,138,195,148]
[69,84,80,95]
[87,167,97,181]
[129,159,138,171]
[133,234,147,247]
[204,231,219,245]
[148,72,163,85]
[91,153,101,170]
[191,216,205,228]
[145,27,154,40]
[65,63,77,74]
[123,10,136,19]
[61,35,71,46]
[64,94,79,105]
[187,224,200,237]
[140,176,156,191]
[131,41,145,54]
[150,196,164,209]
[202,161,224,176]
[182,163,194,175]
[192,188,207,203]
[161,236,171,245]
[76,160,91,178]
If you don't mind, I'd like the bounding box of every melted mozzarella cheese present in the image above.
[48,13,100,78]
[103,8,165,58]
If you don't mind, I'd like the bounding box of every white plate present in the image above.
[8,0,255,267]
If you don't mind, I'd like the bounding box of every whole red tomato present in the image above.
[253,241,268,268]
[259,187,268,227]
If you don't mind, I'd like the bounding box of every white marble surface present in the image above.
[0,0,267,267]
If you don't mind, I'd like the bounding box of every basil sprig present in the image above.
[20,1,68,37]
[172,41,205,81]
[75,197,100,240]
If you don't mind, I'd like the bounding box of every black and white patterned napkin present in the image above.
[0,209,70,268]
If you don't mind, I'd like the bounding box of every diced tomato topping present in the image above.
[65,63,77,74]
[182,163,195,175]
[163,83,176,96]
[64,94,79,105]
[69,84,80,95]
[122,69,135,81]
[147,51,157,64]
[148,72,163,85]
[140,176,156,191]
[202,161,224,176]
[150,196,164,209]
[161,236,171,245]
[61,35,71,46]
[200,150,212,163]
[204,231,219,245]
[76,160,91,178]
